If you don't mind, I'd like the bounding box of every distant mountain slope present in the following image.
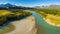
[0,3,35,10]
[34,5,60,9]
[0,3,16,7]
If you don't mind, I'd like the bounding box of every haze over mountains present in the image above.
[0,3,16,7]
[34,4,60,9]
[0,3,60,9]
[0,3,34,10]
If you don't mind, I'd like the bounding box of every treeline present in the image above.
[0,10,32,26]
[34,9,47,17]
[34,9,60,17]
[0,6,35,10]
[39,9,60,16]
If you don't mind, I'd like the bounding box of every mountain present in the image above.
[34,5,60,9]
[0,3,16,7]
[0,3,35,10]
[0,3,17,10]
[47,5,60,8]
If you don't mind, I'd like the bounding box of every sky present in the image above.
[0,0,60,7]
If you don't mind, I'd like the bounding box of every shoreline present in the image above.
[5,15,37,34]
[43,18,60,27]
[39,13,60,27]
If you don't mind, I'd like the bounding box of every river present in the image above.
[26,10,60,34]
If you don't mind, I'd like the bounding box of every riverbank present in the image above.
[45,18,60,27]
[43,14,60,27]
[5,15,37,34]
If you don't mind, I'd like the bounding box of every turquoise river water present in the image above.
[31,11,60,34]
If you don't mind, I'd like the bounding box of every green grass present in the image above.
[46,14,60,25]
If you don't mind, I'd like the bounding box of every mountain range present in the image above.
[0,3,35,10]
[0,3,17,7]
[34,4,60,9]
[0,3,60,10]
